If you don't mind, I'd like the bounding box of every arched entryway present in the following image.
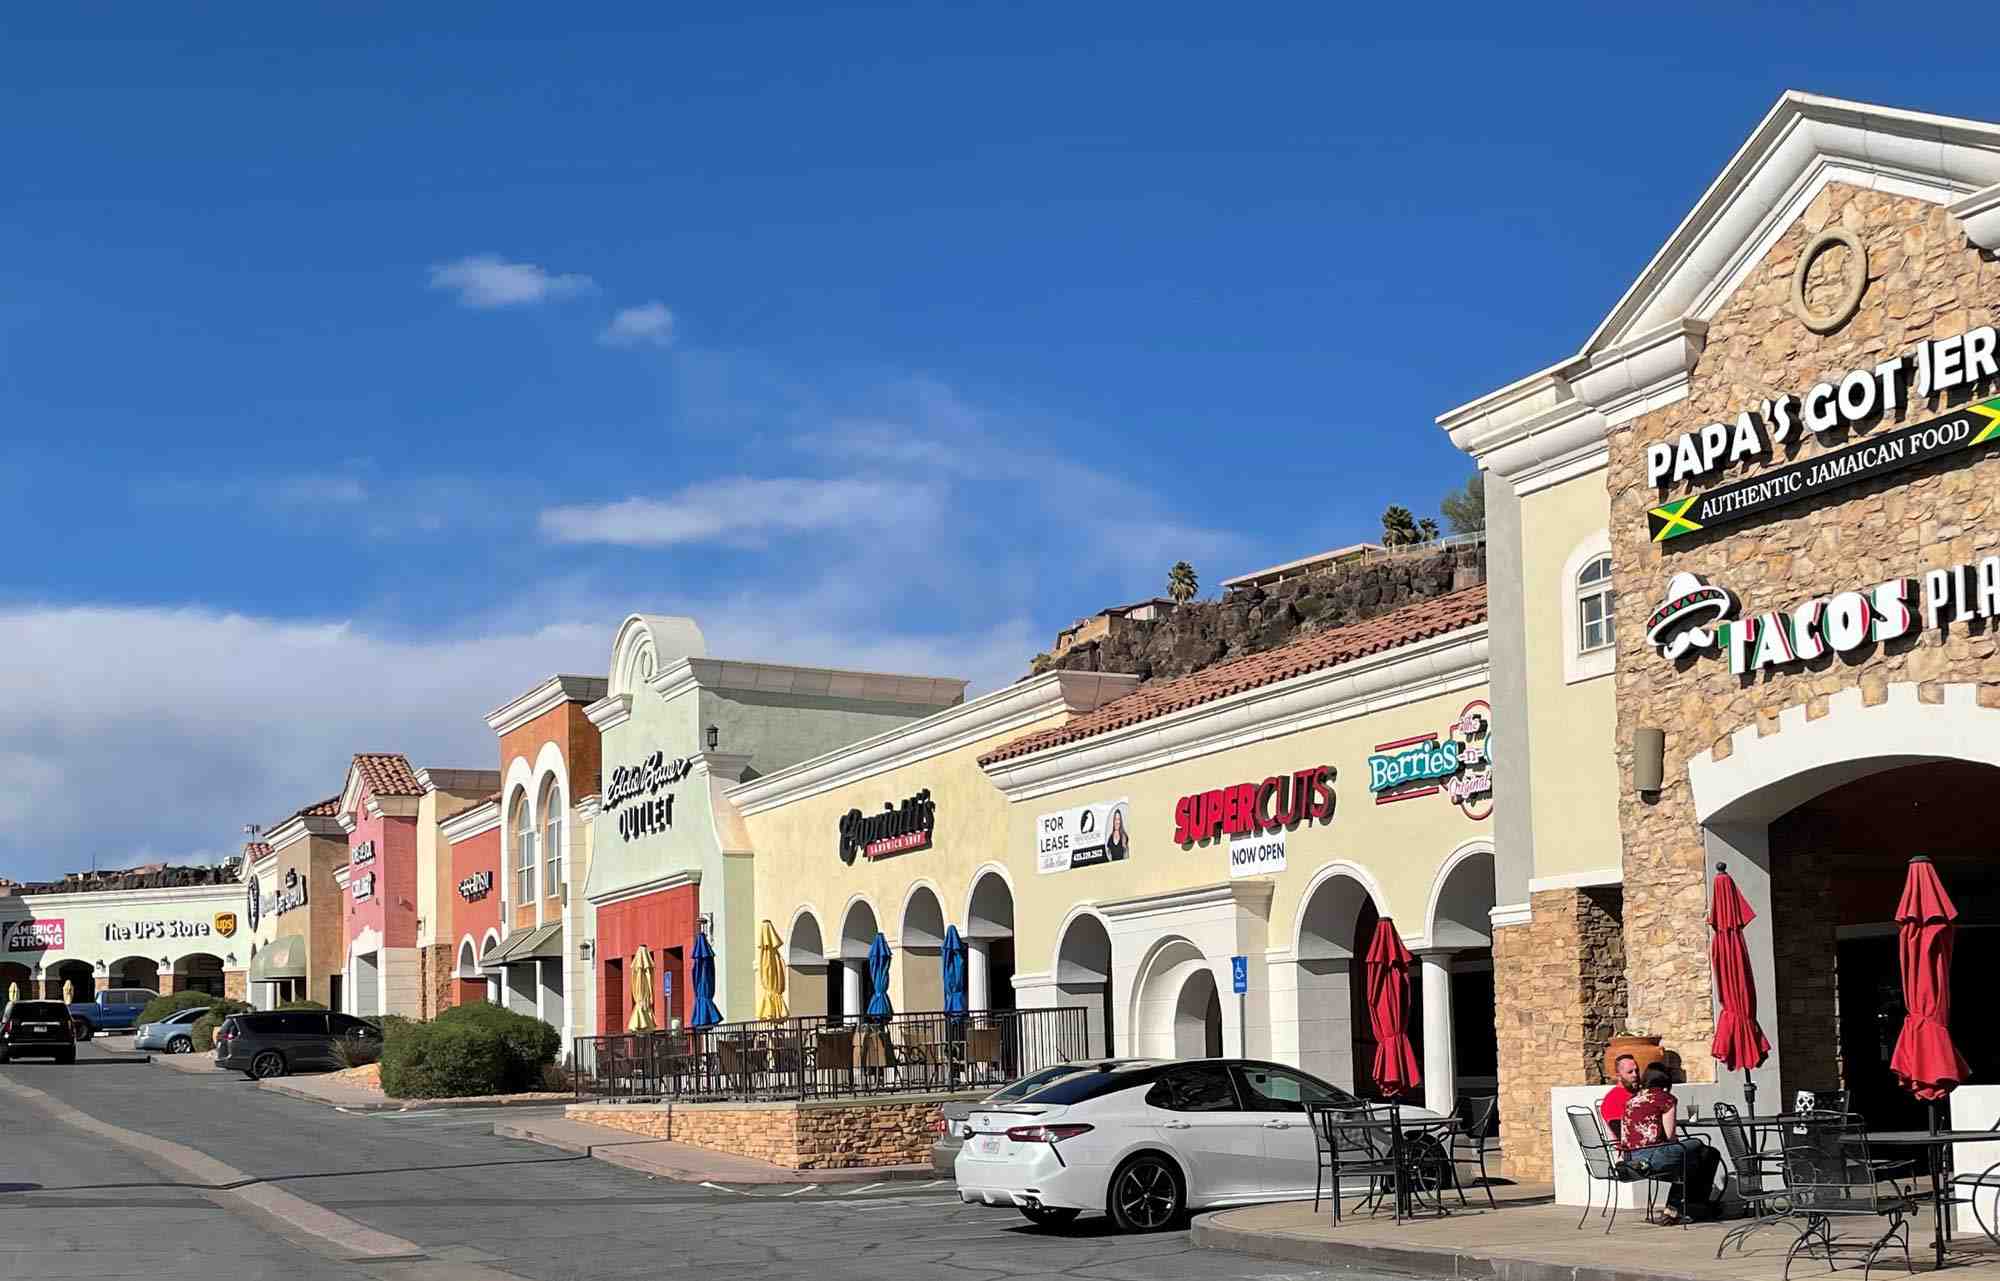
[1175,967,1225,1059]
[173,952,225,998]
[784,909,829,1019]
[1420,843,1498,1116]
[839,899,881,1022]
[965,870,1015,1015]
[456,937,487,1006]
[1292,869,1378,1091]
[1689,683,2000,1133]
[109,956,160,991]
[1131,937,1218,1059]
[48,959,94,1002]
[1054,910,1114,1057]
[0,960,33,1002]
[899,885,946,1012]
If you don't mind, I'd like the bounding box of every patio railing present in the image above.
[570,1007,1092,1103]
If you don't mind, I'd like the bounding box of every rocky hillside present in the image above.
[1034,542,1486,683]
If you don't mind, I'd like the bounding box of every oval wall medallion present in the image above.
[1790,227,1868,334]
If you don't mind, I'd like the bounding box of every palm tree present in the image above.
[1381,505,1420,547]
[1167,561,1199,604]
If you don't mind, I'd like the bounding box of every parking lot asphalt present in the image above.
[1,1041,1371,1281]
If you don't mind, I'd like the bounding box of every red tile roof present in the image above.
[353,753,425,798]
[242,841,273,860]
[295,795,341,818]
[981,585,1488,766]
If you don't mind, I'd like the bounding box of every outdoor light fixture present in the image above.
[705,723,720,751]
[696,913,714,936]
[1633,727,1665,794]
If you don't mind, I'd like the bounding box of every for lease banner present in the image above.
[1035,798,1132,874]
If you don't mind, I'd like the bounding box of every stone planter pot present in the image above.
[1603,1033,1666,1081]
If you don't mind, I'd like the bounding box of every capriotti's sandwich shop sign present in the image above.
[1648,559,2000,676]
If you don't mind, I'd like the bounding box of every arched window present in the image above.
[511,790,536,905]
[1577,554,1615,653]
[540,777,565,898]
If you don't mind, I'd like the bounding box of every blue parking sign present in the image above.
[1231,955,1248,994]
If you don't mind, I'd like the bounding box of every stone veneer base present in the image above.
[569,1093,981,1170]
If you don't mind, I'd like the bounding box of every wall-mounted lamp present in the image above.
[696,912,715,937]
[94,959,107,973]
[1633,727,1665,794]
[705,723,720,752]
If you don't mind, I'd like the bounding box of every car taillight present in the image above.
[1005,1124,1094,1143]
[0,1021,10,1035]
[930,1115,948,1134]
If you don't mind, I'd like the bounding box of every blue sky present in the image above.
[0,6,1983,877]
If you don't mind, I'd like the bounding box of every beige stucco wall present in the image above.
[1518,470,1624,882]
[743,708,1071,1011]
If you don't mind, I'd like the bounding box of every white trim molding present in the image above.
[982,624,1488,802]
[485,674,610,737]
[1099,879,1274,924]
[1526,867,1624,894]
[1489,902,1533,928]
[586,867,701,909]
[728,670,1141,815]
[651,655,966,710]
[440,798,502,844]
[1561,529,1617,686]
[1948,181,2000,250]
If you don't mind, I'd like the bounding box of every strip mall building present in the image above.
[1442,92,2000,1179]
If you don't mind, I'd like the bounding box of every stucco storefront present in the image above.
[980,588,1495,1115]
[1,879,246,1003]
[243,795,346,1009]
[730,671,1140,1023]
[582,614,966,1035]
[1442,91,2000,1179]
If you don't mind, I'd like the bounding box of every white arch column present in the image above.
[1418,948,1458,1115]
[966,940,990,1013]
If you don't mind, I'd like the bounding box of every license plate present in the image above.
[28,1025,52,1034]
[973,1135,1004,1156]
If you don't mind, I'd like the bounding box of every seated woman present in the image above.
[1620,1066,1723,1224]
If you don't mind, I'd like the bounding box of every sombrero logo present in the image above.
[1646,573,1737,660]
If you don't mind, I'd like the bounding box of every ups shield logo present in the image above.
[213,912,238,939]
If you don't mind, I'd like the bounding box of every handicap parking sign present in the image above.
[1231,955,1248,994]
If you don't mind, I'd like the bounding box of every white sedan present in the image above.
[954,1058,1443,1232]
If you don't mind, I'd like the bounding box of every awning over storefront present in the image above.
[485,924,563,967]
[249,934,307,982]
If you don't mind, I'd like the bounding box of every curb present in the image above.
[1190,1213,1715,1281]
[494,1119,939,1186]
[256,1079,571,1112]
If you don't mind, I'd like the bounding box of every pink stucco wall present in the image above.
[343,784,420,954]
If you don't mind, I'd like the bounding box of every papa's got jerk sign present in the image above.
[1648,558,2000,675]
[1645,326,2000,543]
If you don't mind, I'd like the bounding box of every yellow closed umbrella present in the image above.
[755,920,787,1020]
[63,979,76,1005]
[627,946,656,1032]
[6,981,18,1004]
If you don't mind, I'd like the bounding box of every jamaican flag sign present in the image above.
[1648,395,2000,543]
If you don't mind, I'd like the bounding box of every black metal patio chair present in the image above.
[1712,1101,1794,1256]
[1777,1113,1916,1281]
[1451,1094,1499,1208]
[1565,1105,1657,1233]
[1309,1102,1399,1224]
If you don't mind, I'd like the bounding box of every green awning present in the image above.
[487,924,563,967]
[249,935,306,982]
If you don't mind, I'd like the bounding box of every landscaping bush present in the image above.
[432,1003,559,1091]
[137,991,217,1027]
[190,999,252,1052]
[379,1020,509,1099]
[371,1014,421,1049]
[276,999,327,1010]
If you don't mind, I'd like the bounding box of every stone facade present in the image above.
[1036,544,1486,681]
[224,970,248,1002]
[417,943,455,1019]
[1607,181,2000,1073]
[1491,887,1626,1181]
[570,1095,971,1169]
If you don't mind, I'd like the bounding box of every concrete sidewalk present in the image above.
[152,1051,226,1073]
[1193,1184,2000,1281]
[256,1071,571,1112]
[496,1112,935,1185]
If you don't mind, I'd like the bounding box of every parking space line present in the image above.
[839,1181,884,1195]
[776,1183,819,1197]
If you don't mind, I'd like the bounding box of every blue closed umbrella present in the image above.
[941,925,967,1014]
[866,932,894,1018]
[690,930,723,1027]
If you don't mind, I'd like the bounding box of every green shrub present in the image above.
[372,1014,421,1049]
[380,1021,508,1098]
[137,991,218,1027]
[433,1003,560,1091]
[276,999,327,1010]
[191,999,252,1053]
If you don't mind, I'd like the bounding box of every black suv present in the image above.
[0,999,78,1063]
[213,1010,380,1079]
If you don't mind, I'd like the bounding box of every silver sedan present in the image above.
[134,1007,209,1054]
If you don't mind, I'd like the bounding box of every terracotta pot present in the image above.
[1603,1033,1666,1081]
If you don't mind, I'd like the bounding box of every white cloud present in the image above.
[428,254,596,309]
[599,301,675,349]
[539,477,918,547]
[0,599,1028,882]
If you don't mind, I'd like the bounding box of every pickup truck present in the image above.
[68,988,159,1040]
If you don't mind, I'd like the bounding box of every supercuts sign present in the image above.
[1172,767,1335,845]
[839,790,936,864]
[1644,326,2000,543]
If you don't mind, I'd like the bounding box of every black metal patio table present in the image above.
[1855,1129,1998,1269]
[1318,1108,1459,1223]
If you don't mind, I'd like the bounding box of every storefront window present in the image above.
[1577,554,1615,653]
[511,792,536,905]
[540,779,564,896]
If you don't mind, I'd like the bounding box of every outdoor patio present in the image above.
[1197,1183,2000,1281]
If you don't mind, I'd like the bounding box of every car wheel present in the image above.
[1018,1205,1080,1228]
[168,1035,194,1055]
[1107,1153,1184,1233]
[251,1051,286,1079]
[72,1020,94,1041]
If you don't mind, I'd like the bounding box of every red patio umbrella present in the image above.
[1890,856,1970,1105]
[1708,863,1770,1112]
[1365,918,1420,1098]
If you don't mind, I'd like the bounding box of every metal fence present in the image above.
[571,1006,1092,1103]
